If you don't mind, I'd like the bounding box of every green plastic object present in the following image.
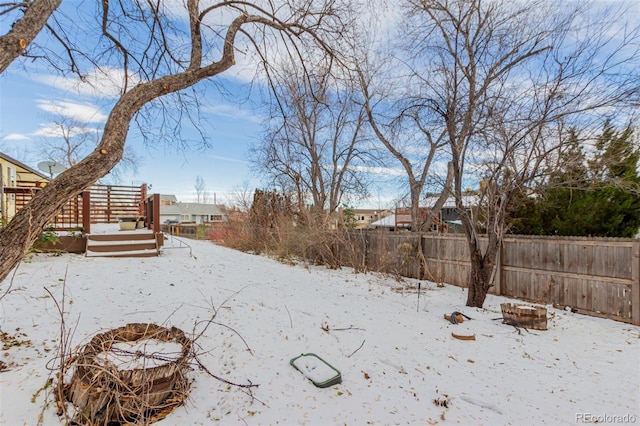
[290,353,342,388]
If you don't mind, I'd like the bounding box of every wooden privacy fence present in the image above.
[13,183,149,232]
[347,232,639,325]
[13,182,89,231]
[88,184,147,224]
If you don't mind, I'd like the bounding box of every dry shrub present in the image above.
[258,224,366,271]
[295,227,362,270]
[211,201,367,272]
[365,246,402,280]
[211,218,271,254]
[362,234,424,281]
[208,221,246,246]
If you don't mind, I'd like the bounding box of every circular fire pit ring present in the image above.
[66,323,192,425]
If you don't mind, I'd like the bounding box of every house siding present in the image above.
[0,153,49,223]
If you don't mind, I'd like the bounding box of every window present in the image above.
[8,167,15,185]
[181,214,190,221]
[210,214,223,221]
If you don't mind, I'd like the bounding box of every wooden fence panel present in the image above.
[422,235,467,286]
[352,232,638,325]
[365,233,422,279]
[49,193,84,230]
[15,190,85,231]
[500,237,635,322]
[339,231,367,272]
[88,184,143,224]
[10,184,145,231]
[420,235,491,290]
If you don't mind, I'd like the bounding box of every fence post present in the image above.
[139,183,147,215]
[493,238,503,296]
[82,191,91,234]
[632,239,639,325]
[152,193,160,234]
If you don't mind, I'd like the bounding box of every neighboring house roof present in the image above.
[370,214,410,228]
[160,194,178,203]
[352,209,393,215]
[161,202,226,216]
[0,152,50,180]
[419,194,478,209]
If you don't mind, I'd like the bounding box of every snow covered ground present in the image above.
[0,228,638,425]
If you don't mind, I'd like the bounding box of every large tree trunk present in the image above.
[465,248,492,307]
[0,0,61,73]
[410,181,422,232]
[0,86,144,282]
[464,235,500,308]
[0,25,241,283]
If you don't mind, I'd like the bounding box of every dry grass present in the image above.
[212,214,367,271]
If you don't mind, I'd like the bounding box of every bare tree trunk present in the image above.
[0,17,242,283]
[0,0,61,73]
[357,67,447,233]
[409,180,421,232]
[421,162,453,232]
[463,187,504,307]
[465,241,498,307]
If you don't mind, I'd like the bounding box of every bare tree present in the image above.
[0,0,355,283]
[404,0,640,307]
[40,117,92,168]
[252,59,371,227]
[357,58,452,231]
[230,180,256,212]
[38,115,140,182]
[0,0,60,73]
[194,175,209,203]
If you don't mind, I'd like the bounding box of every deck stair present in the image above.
[85,231,160,258]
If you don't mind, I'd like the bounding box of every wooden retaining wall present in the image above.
[356,232,639,325]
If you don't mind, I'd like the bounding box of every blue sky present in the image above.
[0,63,400,208]
[0,60,266,205]
[1,1,636,210]
[0,1,405,210]
[0,1,404,209]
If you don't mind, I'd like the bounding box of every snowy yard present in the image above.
[0,232,638,425]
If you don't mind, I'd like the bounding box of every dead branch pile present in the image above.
[62,323,192,425]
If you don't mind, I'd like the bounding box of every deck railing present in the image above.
[5,183,153,234]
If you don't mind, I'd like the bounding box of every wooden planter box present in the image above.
[34,235,86,254]
[501,303,548,330]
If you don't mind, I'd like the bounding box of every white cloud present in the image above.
[2,133,30,141]
[35,100,108,123]
[349,165,406,176]
[204,104,263,124]
[32,122,98,138]
[207,154,250,164]
[33,67,140,99]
